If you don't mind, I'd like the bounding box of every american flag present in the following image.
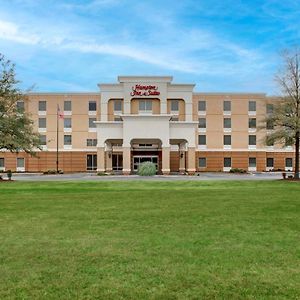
[57,105,64,119]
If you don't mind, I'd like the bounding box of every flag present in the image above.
[57,105,64,119]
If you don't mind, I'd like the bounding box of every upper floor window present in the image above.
[223,118,231,129]
[224,135,231,146]
[198,135,206,145]
[38,117,46,129]
[266,104,274,114]
[87,139,97,147]
[64,118,72,129]
[114,100,122,112]
[89,101,97,111]
[171,100,179,111]
[64,135,72,146]
[64,100,72,111]
[139,100,152,113]
[266,120,274,130]
[249,135,256,146]
[223,100,231,112]
[198,100,206,112]
[39,135,47,146]
[198,118,206,129]
[38,101,47,112]
[16,101,24,112]
[248,118,256,129]
[248,101,256,112]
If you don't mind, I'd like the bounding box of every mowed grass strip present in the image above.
[0,181,300,299]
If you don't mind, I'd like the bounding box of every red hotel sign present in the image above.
[130,84,160,97]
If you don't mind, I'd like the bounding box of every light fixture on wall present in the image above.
[180,152,184,159]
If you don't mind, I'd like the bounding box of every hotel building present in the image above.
[0,76,295,174]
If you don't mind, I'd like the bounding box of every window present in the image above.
[39,135,46,146]
[223,100,231,112]
[64,118,72,129]
[87,139,97,146]
[248,118,256,129]
[267,158,274,168]
[16,101,24,111]
[249,135,256,146]
[199,157,206,168]
[64,100,72,111]
[198,118,206,129]
[89,101,97,111]
[266,104,273,114]
[38,118,46,128]
[224,157,231,168]
[64,135,72,146]
[139,100,152,112]
[89,118,96,128]
[17,158,24,168]
[286,158,293,168]
[38,101,46,111]
[198,100,206,112]
[266,120,274,130]
[114,100,122,111]
[224,135,231,146]
[0,158,4,169]
[248,101,256,112]
[198,135,206,145]
[171,100,179,111]
[223,118,231,129]
[249,157,256,168]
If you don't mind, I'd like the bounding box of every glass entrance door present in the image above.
[132,155,158,172]
[112,154,123,171]
[87,154,97,171]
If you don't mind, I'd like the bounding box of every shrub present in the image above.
[7,170,12,180]
[229,168,247,174]
[137,161,156,176]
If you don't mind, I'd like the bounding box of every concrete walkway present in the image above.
[8,172,283,181]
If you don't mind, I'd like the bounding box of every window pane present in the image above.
[89,118,96,128]
[266,120,274,130]
[267,104,273,114]
[17,158,24,168]
[249,135,256,145]
[114,100,122,111]
[38,101,46,111]
[38,118,46,128]
[64,135,72,145]
[39,135,46,145]
[64,101,72,111]
[223,100,231,111]
[198,118,206,128]
[248,118,256,128]
[267,158,274,167]
[249,157,256,167]
[199,157,206,167]
[89,101,97,111]
[249,101,256,111]
[0,158,4,167]
[286,158,293,167]
[146,100,152,111]
[198,135,206,145]
[224,118,231,128]
[198,101,206,111]
[139,100,145,111]
[17,101,24,111]
[93,139,97,146]
[87,139,92,146]
[64,118,72,128]
[224,157,231,167]
[171,100,179,111]
[224,135,231,145]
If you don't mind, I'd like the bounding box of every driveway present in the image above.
[8,172,283,181]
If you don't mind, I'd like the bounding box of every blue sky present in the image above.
[0,0,299,94]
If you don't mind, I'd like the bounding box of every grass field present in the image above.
[0,180,300,299]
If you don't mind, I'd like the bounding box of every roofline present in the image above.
[193,92,266,96]
[27,92,100,95]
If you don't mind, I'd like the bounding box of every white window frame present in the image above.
[0,157,5,172]
[266,157,274,171]
[248,157,257,172]
[16,157,25,172]
[223,157,232,172]
[285,158,293,171]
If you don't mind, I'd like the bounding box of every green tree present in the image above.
[0,53,41,155]
[265,49,300,179]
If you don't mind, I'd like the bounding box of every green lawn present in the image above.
[0,181,300,299]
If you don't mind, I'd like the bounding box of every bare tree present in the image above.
[265,49,300,179]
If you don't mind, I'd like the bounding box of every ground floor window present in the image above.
[198,157,206,168]
[285,158,293,170]
[112,154,123,171]
[224,157,231,168]
[87,154,97,171]
[249,157,256,168]
[267,158,274,168]
[0,158,4,170]
[16,158,25,172]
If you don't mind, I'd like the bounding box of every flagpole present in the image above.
[56,104,59,173]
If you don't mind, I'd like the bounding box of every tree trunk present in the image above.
[295,131,300,179]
